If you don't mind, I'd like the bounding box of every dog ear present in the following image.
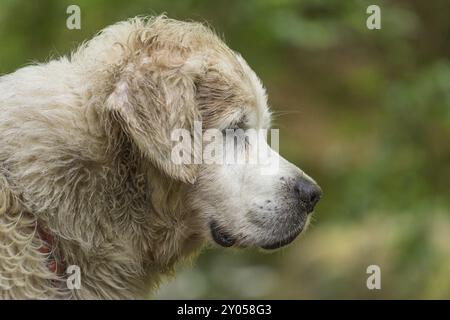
[105,52,203,184]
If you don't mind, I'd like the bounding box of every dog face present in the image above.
[105,17,321,250]
[188,54,322,250]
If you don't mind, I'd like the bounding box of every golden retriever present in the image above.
[0,16,321,299]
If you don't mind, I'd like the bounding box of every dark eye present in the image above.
[231,115,248,129]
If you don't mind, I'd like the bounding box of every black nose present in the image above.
[294,177,322,213]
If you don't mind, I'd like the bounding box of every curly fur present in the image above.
[1,15,320,299]
[0,16,228,299]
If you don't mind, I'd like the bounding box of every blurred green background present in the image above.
[1,0,449,299]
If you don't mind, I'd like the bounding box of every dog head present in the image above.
[189,53,322,250]
[105,17,322,250]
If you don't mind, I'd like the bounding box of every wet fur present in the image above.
[0,16,229,299]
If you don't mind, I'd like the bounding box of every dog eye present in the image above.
[229,115,248,130]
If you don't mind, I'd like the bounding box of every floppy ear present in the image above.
[105,54,202,184]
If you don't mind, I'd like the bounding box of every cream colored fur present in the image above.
[0,15,316,299]
[0,16,237,299]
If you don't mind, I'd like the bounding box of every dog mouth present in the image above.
[209,220,304,250]
[210,221,236,247]
[259,226,304,250]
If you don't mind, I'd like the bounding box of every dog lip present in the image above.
[210,221,236,247]
[260,226,303,250]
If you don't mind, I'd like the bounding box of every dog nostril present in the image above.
[309,189,321,207]
[294,178,322,213]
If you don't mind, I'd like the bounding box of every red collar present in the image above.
[37,225,66,275]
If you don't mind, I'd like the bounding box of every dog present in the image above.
[0,16,321,299]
